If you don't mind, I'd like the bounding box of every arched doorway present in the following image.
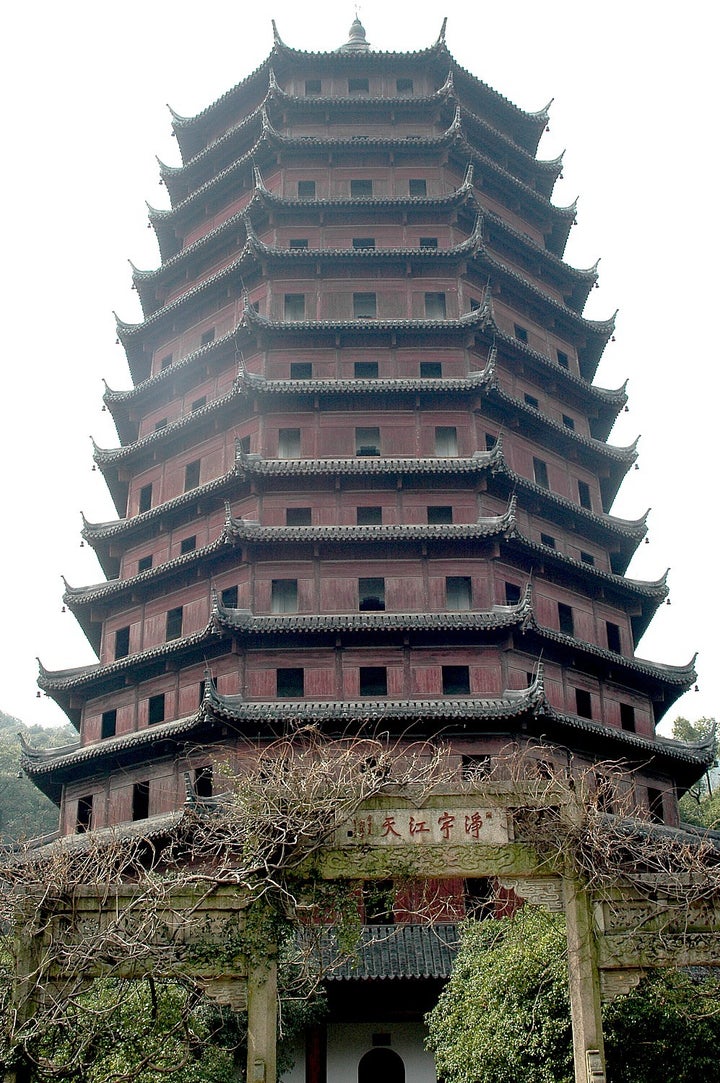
[358,1047,405,1083]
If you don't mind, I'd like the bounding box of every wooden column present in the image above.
[564,878,606,1083]
[247,960,278,1083]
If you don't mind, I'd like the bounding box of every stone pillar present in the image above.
[564,878,606,1083]
[247,960,278,1083]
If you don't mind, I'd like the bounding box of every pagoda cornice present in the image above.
[455,104,562,197]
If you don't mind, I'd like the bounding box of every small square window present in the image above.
[160,353,173,371]
[524,393,539,410]
[427,506,453,525]
[446,576,471,610]
[305,79,321,96]
[558,603,574,636]
[350,179,373,198]
[442,665,470,695]
[348,77,369,94]
[352,237,376,249]
[286,507,311,526]
[353,292,377,318]
[408,178,427,197]
[166,606,183,641]
[284,293,306,320]
[132,781,150,821]
[620,703,636,732]
[290,362,312,379]
[297,180,316,200]
[562,414,575,430]
[148,694,165,725]
[396,78,413,94]
[485,433,497,451]
[359,667,387,696]
[354,361,379,378]
[355,426,380,456]
[138,555,153,573]
[238,435,251,454]
[575,688,592,719]
[557,349,569,369]
[514,324,529,343]
[184,459,201,492]
[357,506,382,525]
[540,532,556,549]
[648,786,664,824]
[154,417,168,431]
[114,626,130,660]
[580,551,595,566]
[419,237,438,248]
[578,480,592,510]
[221,585,238,608]
[180,535,196,554]
[200,328,215,346]
[194,765,214,798]
[277,668,304,698]
[138,483,153,514]
[533,458,549,489]
[76,795,93,833]
[289,238,309,249]
[101,710,117,740]
[434,426,457,455]
[359,577,385,611]
[278,428,301,458]
[420,362,442,378]
[425,292,446,318]
[272,579,298,614]
[606,621,621,653]
[191,396,206,412]
[504,582,521,606]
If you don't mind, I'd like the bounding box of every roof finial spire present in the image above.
[338,11,370,52]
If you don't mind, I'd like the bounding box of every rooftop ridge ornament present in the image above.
[337,15,370,53]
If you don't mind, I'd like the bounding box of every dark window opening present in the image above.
[620,703,636,732]
[446,576,471,610]
[575,688,592,719]
[557,349,569,369]
[154,417,168,431]
[278,428,301,458]
[420,361,442,378]
[132,781,150,821]
[485,432,497,451]
[540,532,556,549]
[524,393,539,409]
[360,667,387,696]
[238,435,251,454]
[191,396,206,412]
[562,414,575,430]
[76,795,93,834]
[166,606,183,641]
[355,361,379,378]
[297,180,316,200]
[355,426,380,456]
[558,603,574,636]
[364,880,395,924]
[533,457,549,489]
[290,362,312,378]
[194,766,214,799]
[514,324,529,343]
[353,237,376,249]
[284,293,305,320]
[286,507,311,526]
[396,77,413,94]
[372,1034,392,1048]
[504,582,521,606]
[408,178,426,197]
[101,710,117,740]
[424,292,446,318]
[359,577,385,611]
[606,621,622,653]
[648,786,664,823]
[200,328,215,346]
[578,480,592,510]
[443,665,470,695]
[288,238,309,249]
[198,679,206,705]
[595,774,614,813]
[114,626,130,660]
[148,694,165,725]
[271,579,298,614]
[350,179,373,198]
[357,506,382,525]
[180,535,196,554]
[305,79,321,95]
[353,292,377,318]
[160,353,173,371]
[419,236,438,248]
[184,459,201,491]
[348,77,369,94]
[138,483,152,514]
[221,585,238,608]
[277,668,304,698]
[580,551,595,566]
[465,877,493,919]
[434,426,457,455]
[427,505,453,525]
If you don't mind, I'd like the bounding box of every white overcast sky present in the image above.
[1,0,716,734]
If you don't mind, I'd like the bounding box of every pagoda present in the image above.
[22,15,712,1079]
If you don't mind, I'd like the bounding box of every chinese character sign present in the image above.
[339,807,509,846]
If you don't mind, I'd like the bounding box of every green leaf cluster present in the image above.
[0,711,75,843]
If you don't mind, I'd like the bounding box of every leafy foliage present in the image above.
[0,710,75,843]
[672,717,720,828]
[426,910,720,1083]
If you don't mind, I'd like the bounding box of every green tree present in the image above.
[0,710,76,843]
[672,716,719,828]
[426,910,720,1083]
